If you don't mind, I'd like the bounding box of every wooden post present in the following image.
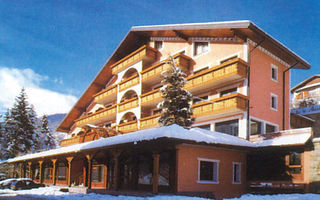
[12,164,16,178]
[66,157,74,187]
[52,159,57,185]
[85,154,92,189]
[112,151,121,190]
[38,161,44,184]
[152,153,160,194]
[28,162,32,179]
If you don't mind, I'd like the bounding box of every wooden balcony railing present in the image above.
[140,114,160,130]
[118,120,138,133]
[118,74,139,92]
[93,85,117,104]
[111,45,158,74]
[141,53,192,85]
[192,93,248,118]
[75,105,117,126]
[185,58,248,93]
[140,88,162,107]
[60,136,82,147]
[118,97,139,113]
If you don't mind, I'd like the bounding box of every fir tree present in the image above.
[4,89,39,158]
[158,56,194,127]
[40,115,56,150]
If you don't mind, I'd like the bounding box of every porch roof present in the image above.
[5,126,313,163]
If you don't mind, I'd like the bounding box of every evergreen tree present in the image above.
[158,56,194,127]
[40,115,56,150]
[4,89,39,158]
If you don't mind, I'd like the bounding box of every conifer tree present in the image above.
[4,89,39,158]
[40,115,56,150]
[158,57,194,127]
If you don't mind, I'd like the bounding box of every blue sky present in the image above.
[0,0,319,115]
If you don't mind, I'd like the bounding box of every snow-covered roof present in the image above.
[5,125,312,163]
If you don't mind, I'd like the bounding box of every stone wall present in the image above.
[309,138,320,193]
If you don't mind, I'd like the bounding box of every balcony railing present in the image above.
[75,105,117,126]
[141,53,192,85]
[60,136,82,147]
[140,114,160,130]
[140,88,162,107]
[93,85,117,104]
[111,45,158,74]
[192,93,248,118]
[185,58,248,94]
[118,74,139,92]
[118,97,139,113]
[118,120,138,133]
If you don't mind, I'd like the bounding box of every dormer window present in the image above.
[194,42,209,56]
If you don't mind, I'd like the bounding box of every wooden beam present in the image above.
[66,157,74,187]
[12,164,15,178]
[19,163,23,178]
[52,159,57,185]
[173,30,188,41]
[85,154,93,189]
[231,29,247,42]
[27,162,32,179]
[152,153,160,194]
[111,151,121,190]
[38,161,44,184]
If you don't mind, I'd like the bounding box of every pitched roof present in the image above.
[57,20,311,133]
[291,75,320,93]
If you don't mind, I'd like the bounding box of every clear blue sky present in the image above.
[0,0,319,103]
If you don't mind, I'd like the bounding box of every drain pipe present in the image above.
[246,38,265,140]
[282,62,298,130]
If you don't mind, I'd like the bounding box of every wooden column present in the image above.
[152,153,160,194]
[19,163,23,178]
[66,157,74,187]
[38,161,44,184]
[85,154,92,189]
[112,151,121,190]
[52,159,57,185]
[12,164,16,178]
[28,162,33,179]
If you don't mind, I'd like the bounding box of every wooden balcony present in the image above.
[93,85,117,104]
[111,45,158,74]
[60,136,82,147]
[118,97,139,113]
[140,88,162,107]
[140,114,160,130]
[118,120,138,133]
[192,93,248,119]
[118,74,139,92]
[141,53,192,86]
[185,58,248,95]
[75,105,117,126]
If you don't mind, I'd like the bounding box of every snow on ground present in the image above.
[1,187,320,200]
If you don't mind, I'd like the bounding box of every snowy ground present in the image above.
[0,186,320,200]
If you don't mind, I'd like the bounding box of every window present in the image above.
[233,162,241,184]
[250,119,262,135]
[194,42,209,56]
[154,41,163,50]
[271,94,278,110]
[220,88,237,97]
[193,67,209,75]
[44,168,53,180]
[271,64,278,81]
[196,124,211,131]
[35,168,39,179]
[193,95,208,104]
[215,119,239,136]
[198,158,219,183]
[266,124,276,133]
[57,167,67,180]
[92,165,105,183]
[287,152,302,174]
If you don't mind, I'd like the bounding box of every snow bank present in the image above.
[225,193,320,200]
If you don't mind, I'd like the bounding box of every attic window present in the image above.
[154,41,163,50]
[194,42,209,56]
